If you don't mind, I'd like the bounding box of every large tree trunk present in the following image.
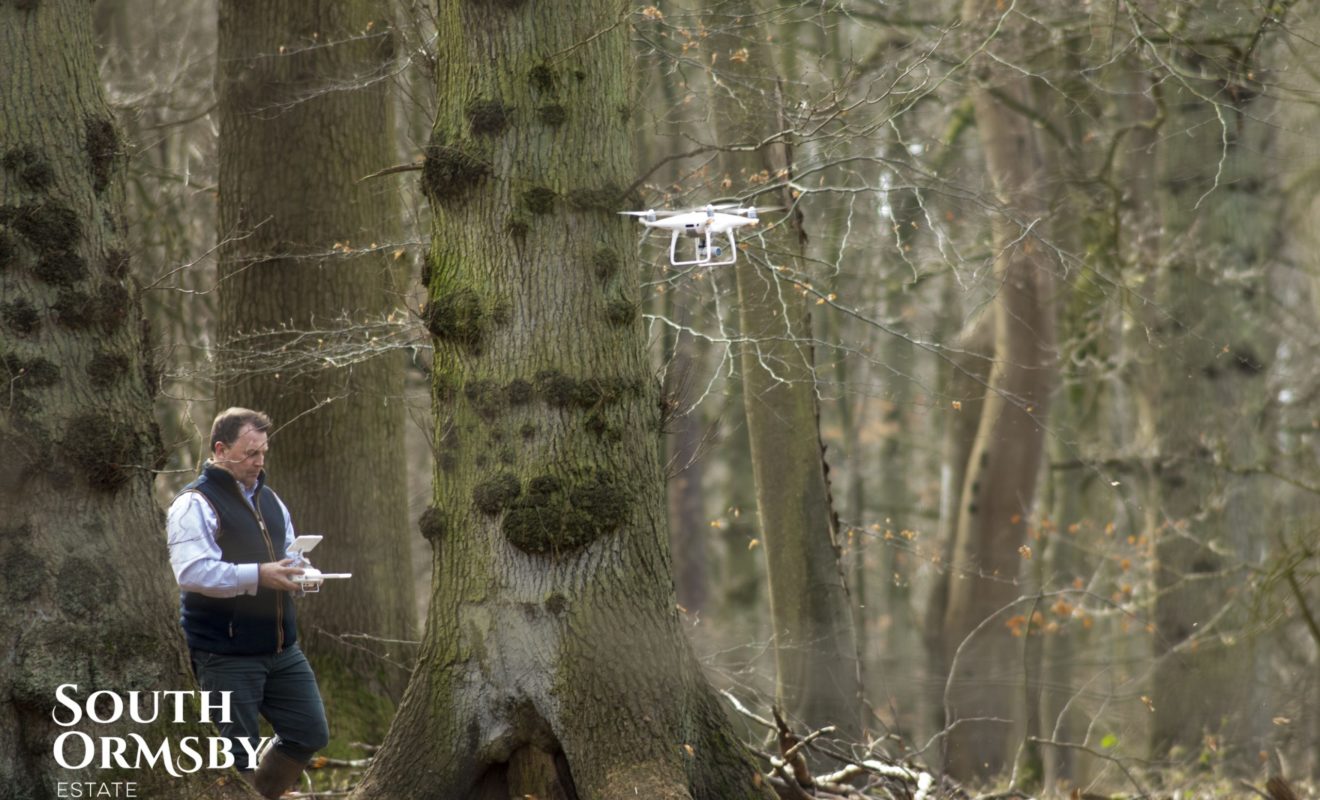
[215,0,416,718]
[939,0,1059,780]
[0,3,243,797]
[706,0,863,740]
[351,1,775,797]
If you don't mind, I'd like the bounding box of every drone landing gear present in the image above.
[669,230,737,267]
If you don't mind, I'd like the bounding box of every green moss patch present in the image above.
[51,284,128,331]
[13,204,80,254]
[85,118,121,194]
[2,299,40,335]
[35,251,87,286]
[505,378,533,405]
[529,64,555,92]
[57,554,120,615]
[2,353,59,388]
[533,370,639,410]
[592,247,620,279]
[501,472,629,555]
[522,186,557,215]
[422,287,486,347]
[61,412,139,491]
[418,506,448,541]
[536,104,567,127]
[566,183,622,212]
[419,251,433,287]
[434,374,458,405]
[52,290,93,328]
[3,147,54,192]
[2,544,46,601]
[87,351,129,389]
[421,142,489,203]
[0,229,16,269]
[506,218,530,239]
[139,316,161,397]
[605,297,636,326]
[473,472,521,514]
[464,378,503,420]
[106,248,130,280]
[95,283,131,330]
[544,593,568,615]
[466,100,510,137]
[534,369,579,407]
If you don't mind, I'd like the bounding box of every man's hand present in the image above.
[259,558,305,592]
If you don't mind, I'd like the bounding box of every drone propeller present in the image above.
[619,208,689,222]
[727,204,786,214]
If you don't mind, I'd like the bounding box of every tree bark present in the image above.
[351,1,775,797]
[939,0,1059,779]
[1145,7,1279,766]
[705,0,863,741]
[665,296,711,615]
[0,3,244,797]
[922,307,991,744]
[215,0,416,718]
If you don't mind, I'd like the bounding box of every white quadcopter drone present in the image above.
[287,535,351,594]
[619,203,772,267]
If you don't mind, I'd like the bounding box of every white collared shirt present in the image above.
[166,477,295,598]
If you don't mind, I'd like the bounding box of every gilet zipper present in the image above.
[245,486,285,653]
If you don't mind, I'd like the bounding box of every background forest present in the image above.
[3,0,1320,798]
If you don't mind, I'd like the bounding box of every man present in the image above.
[166,407,329,798]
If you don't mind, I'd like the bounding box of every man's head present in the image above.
[209,407,272,489]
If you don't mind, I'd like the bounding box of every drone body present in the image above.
[620,203,763,266]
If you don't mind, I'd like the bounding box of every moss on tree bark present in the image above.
[351,2,774,798]
[0,3,248,797]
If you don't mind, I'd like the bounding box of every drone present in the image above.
[287,535,351,594]
[619,203,775,267]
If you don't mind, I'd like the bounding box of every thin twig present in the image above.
[357,161,424,182]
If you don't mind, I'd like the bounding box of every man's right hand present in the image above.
[259,558,304,592]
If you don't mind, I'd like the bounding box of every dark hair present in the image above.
[210,407,272,452]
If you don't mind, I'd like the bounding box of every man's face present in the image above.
[213,424,268,489]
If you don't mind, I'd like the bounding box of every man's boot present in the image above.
[251,748,306,799]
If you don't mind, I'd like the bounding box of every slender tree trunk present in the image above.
[705,0,863,740]
[1037,382,1102,790]
[0,3,242,797]
[650,62,709,616]
[1146,14,1279,767]
[215,0,416,718]
[922,306,990,746]
[939,0,1058,779]
[666,295,710,614]
[351,2,775,797]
